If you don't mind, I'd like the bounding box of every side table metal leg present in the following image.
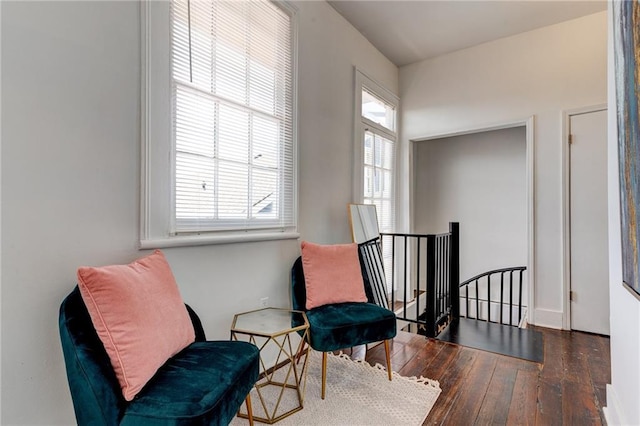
[296,339,307,364]
[245,394,254,426]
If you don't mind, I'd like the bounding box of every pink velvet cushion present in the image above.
[300,241,368,309]
[77,250,195,401]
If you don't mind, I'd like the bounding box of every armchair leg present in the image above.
[384,340,392,381]
[321,352,328,400]
[245,394,254,426]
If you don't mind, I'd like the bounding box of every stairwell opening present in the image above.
[412,125,529,322]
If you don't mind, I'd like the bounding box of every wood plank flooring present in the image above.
[360,326,610,425]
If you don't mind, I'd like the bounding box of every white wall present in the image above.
[296,1,398,243]
[414,127,527,283]
[603,1,640,423]
[399,11,607,328]
[0,1,397,423]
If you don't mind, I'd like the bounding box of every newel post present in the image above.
[449,222,460,320]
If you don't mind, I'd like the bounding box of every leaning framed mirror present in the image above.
[348,204,380,243]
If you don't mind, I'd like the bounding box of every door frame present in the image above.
[409,116,535,325]
[561,104,608,330]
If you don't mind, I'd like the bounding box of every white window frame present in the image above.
[140,0,299,248]
[353,69,399,233]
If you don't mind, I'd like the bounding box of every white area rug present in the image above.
[231,350,441,425]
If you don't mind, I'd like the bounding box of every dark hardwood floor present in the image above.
[360,326,610,425]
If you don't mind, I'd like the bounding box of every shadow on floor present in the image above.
[434,318,544,363]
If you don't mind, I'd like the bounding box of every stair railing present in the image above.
[358,237,390,310]
[358,222,459,338]
[359,222,527,336]
[459,266,527,327]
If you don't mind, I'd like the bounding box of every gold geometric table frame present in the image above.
[231,308,310,424]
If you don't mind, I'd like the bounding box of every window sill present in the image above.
[139,231,300,249]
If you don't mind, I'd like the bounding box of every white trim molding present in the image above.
[140,231,300,249]
[603,384,628,426]
[533,308,563,329]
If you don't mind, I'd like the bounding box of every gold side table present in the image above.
[231,308,309,424]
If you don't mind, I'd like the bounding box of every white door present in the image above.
[569,109,610,335]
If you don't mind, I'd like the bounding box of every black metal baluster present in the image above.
[443,236,447,317]
[500,272,504,324]
[518,269,524,325]
[375,241,388,309]
[487,273,491,322]
[446,235,450,315]
[440,236,444,317]
[475,279,479,320]
[416,236,421,328]
[403,236,408,320]
[435,237,440,318]
[509,270,514,326]
[360,244,376,304]
[450,223,460,320]
[390,235,395,311]
[361,244,376,304]
[426,235,436,337]
[369,243,387,309]
[465,285,469,319]
[448,236,451,314]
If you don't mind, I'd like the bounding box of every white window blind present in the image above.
[170,0,295,234]
[363,130,395,233]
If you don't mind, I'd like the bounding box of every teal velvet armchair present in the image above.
[291,254,397,399]
[59,287,259,425]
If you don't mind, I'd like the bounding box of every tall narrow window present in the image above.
[170,0,295,234]
[354,71,398,293]
[356,73,398,234]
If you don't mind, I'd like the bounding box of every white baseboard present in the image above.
[532,308,563,329]
[603,384,627,426]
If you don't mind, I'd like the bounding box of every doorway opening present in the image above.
[406,119,539,361]
[410,118,535,325]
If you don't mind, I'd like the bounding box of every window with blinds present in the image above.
[170,0,295,234]
[363,130,395,233]
[356,75,398,294]
[359,82,397,234]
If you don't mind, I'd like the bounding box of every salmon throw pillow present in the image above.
[300,241,368,309]
[77,250,195,401]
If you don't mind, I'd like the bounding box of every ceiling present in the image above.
[328,1,607,67]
